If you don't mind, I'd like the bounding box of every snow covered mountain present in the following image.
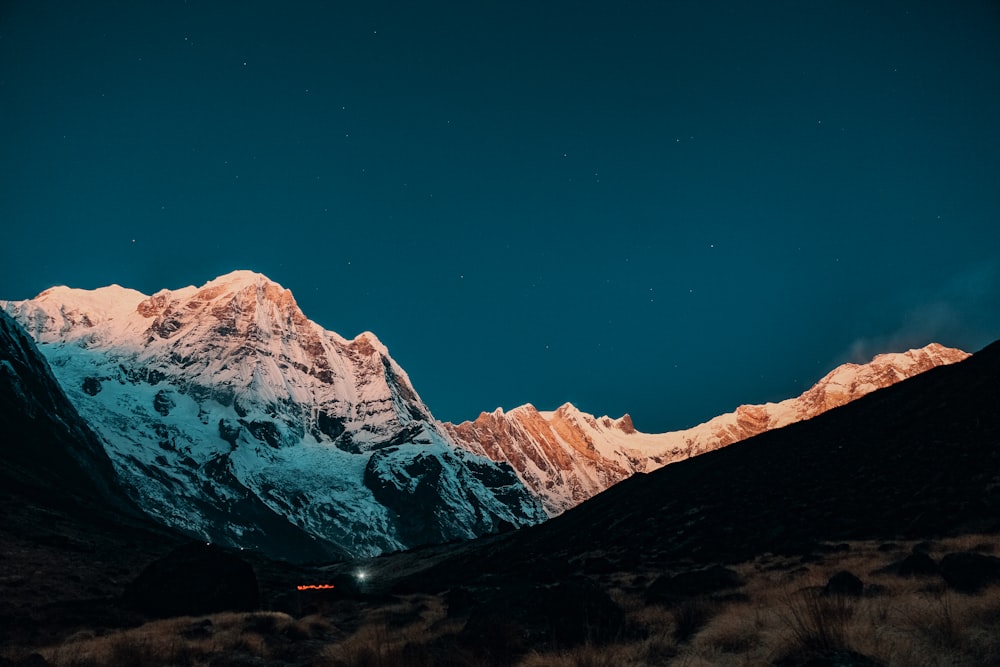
[2,271,545,560]
[443,343,970,515]
[1,269,970,558]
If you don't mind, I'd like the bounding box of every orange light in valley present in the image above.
[296,584,335,591]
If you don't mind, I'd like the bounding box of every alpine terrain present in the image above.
[444,343,970,514]
[1,271,545,560]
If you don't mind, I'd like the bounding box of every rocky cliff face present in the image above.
[2,271,545,560]
[444,343,970,515]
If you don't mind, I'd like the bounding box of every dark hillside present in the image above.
[393,339,1000,591]
[0,310,126,508]
[0,311,184,642]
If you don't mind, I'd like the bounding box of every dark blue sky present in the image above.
[2,2,999,432]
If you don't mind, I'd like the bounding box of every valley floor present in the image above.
[4,533,1000,667]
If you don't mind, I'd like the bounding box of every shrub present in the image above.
[671,599,720,643]
[779,587,854,654]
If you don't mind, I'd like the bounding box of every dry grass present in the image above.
[517,534,1000,667]
[9,534,1000,667]
[34,610,331,666]
[314,593,468,667]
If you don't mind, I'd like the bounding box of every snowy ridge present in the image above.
[2,271,545,559]
[444,342,970,515]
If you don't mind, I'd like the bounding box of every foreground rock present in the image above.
[644,565,745,605]
[123,542,259,617]
[939,552,1000,593]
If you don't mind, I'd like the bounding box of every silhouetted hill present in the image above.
[0,311,185,643]
[386,338,1000,592]
[0,310,126,508]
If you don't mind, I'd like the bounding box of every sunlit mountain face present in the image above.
[2,271,545,561]
[1,270,972,562]
[444,343,969,514]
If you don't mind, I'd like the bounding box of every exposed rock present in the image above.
[823,570,864,597]
[81,377,102,396]
[123,542,259,617]
[939,552,1000,593]
[897,551,938,577]
[152,389,174,416]
[645,565,744,604]
[242,419,283,449]
[363,446,538,547]
[218,419,242,447]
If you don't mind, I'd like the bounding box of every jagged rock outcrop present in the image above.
[2,271,545,560]
[444,343,970,515]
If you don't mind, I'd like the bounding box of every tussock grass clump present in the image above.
[691,607,761,655]
[315,594,466,667]
[670,599,721,644]
[778,587,855,654]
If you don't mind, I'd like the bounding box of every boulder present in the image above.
[939,552,1000,593]
[645,565,744,604]
[897,551,938,577]
[823,570,863,597]
[123,542,259,617]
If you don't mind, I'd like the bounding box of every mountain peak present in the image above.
[3,273,547,558]
[34,283,148,314]
[351,330,386,348]
[193,271,297,309]
[203,270,280,290]
[610,414,635,434]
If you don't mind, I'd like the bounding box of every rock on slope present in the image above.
[444,343,970,514]
[2,271,545,560]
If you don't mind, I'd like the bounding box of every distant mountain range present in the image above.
[384,335,1000,595]
[444,342,969,513]
[0,271,970,560]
